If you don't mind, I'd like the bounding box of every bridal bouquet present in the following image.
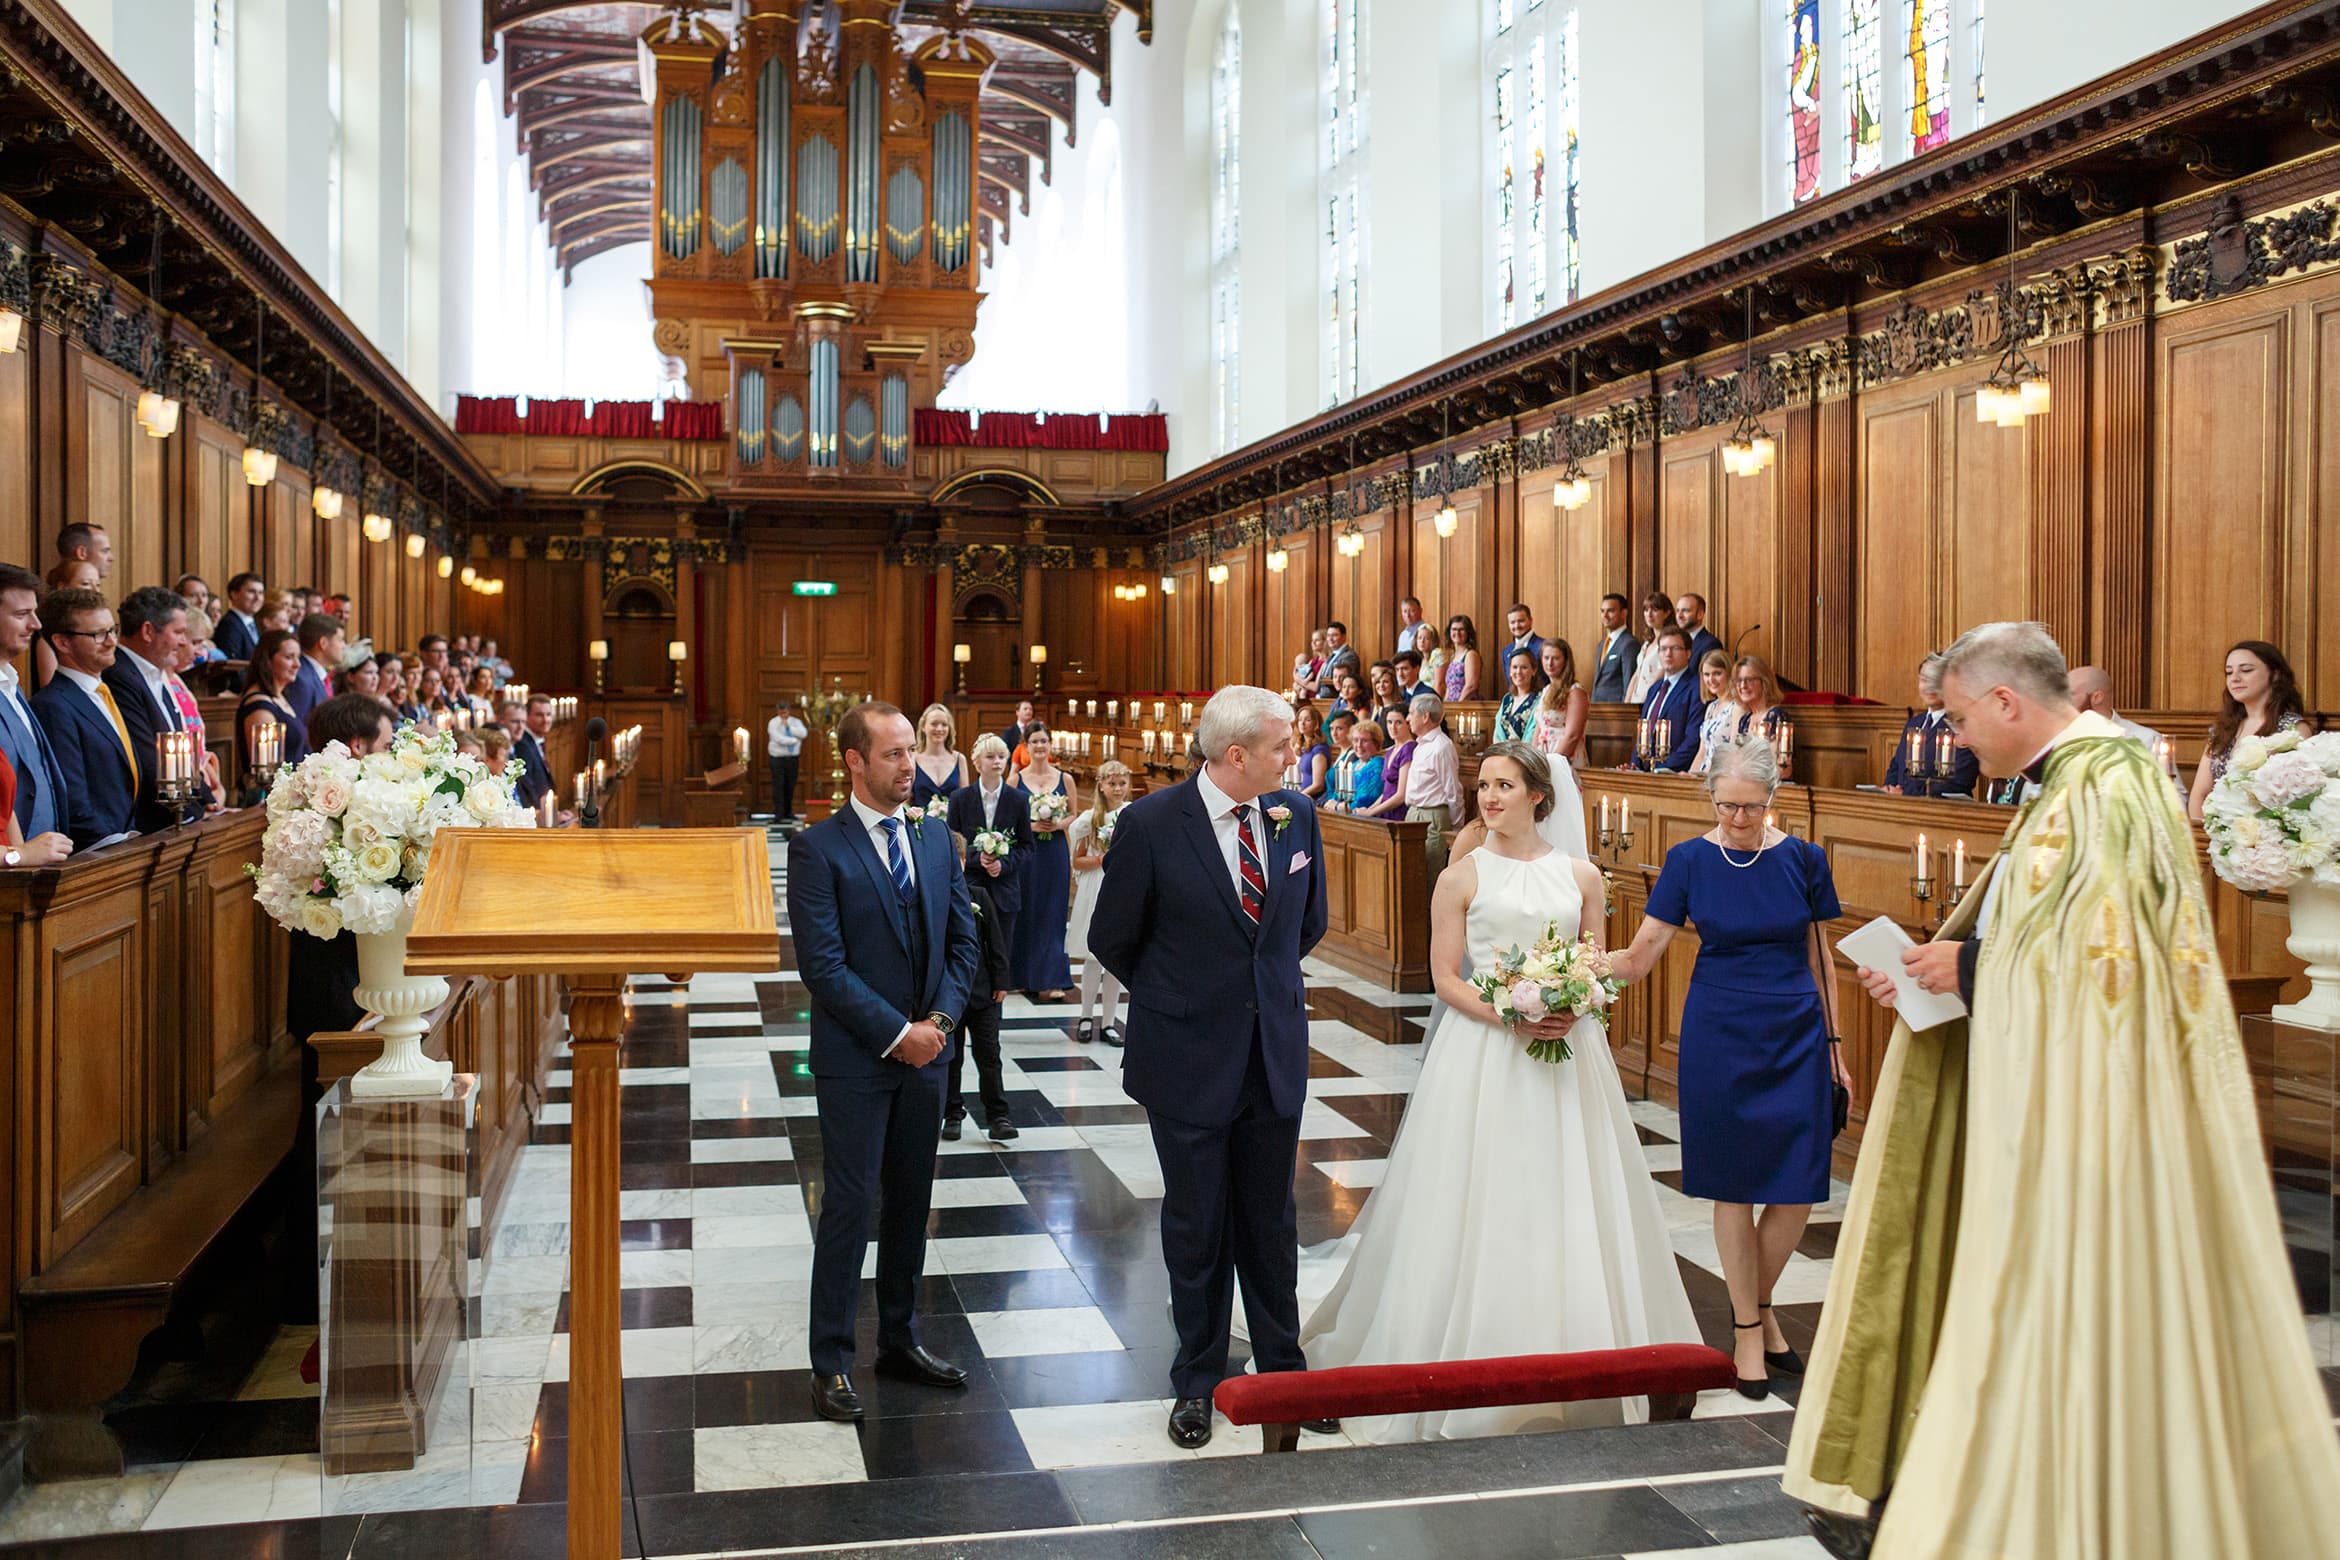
[971,828,1015,860]
[2206,728,2340,893]
[247,725,536,940]
[1031,792,1071,830]
[1471,924,1621,1063]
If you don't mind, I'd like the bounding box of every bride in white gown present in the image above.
[1296,742,1697,1442]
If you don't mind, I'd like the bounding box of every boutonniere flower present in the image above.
[1266,803,1294,840]
[923,796,950,821]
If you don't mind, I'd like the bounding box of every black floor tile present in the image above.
[515,1428,694,1502]
[1011,1056,1105,1073]
[1073,1260,1173,1309]
[617,1160,694,1190]
[985,1346,1182,1411]
[774,1516,1321,1559]
[618,1218,693,1251]
[688,1158,801,1188]
[632,1467,1080,1552]
[857,1407,1035,1480]
[187,1398,324,1462]
[691,1116,795,1139]
[530,1374,696,1438]
[692,1367,828,1429]
[1657,1470,1816,1544]
[929,1204,1056,1239]
[1052,1104,1154,1127]
[1302,1484,1709,1559]
[949,1267,1099,1313]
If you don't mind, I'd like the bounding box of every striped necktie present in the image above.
[879,817,914,905]
[94,683,139,788]
[1231,803,1265,930]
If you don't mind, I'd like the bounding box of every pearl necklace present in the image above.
[1718,835,1770,868]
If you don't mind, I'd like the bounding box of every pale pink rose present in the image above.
[1507,980,1548,1021]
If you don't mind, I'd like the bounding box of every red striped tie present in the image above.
[1232,803,1265,929]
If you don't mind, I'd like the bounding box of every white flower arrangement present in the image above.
[972,828,1015,860]
[1030,791,1072,826]
[2206,728,2340,894]
[247,725,536,939]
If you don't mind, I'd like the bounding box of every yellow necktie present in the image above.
[94,683,139,788]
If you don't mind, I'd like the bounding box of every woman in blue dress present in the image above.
[910,702,968,812]
[1610,733,1850,1401]
[1010,726,1079,1000]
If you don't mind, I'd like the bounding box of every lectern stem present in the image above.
[567,973,628,1560]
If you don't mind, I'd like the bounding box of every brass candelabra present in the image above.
[801,675,860,815]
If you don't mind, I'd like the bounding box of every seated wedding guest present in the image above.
[911,702,969,810]
[2189,639,2315,821]
[478,727,514,777]
[1494,646,1546,741]
[0,564,73,867]
[1404,692,1463,878]
[1393,649,1429,706]
[2068,666,2166,767]
[1531,638,1589,764]
[160,608,223,800]
[214,572,263,663]
[1331,719,1386,812]
[511,694,556,811]
[943,831,1017,1142]
[32,557,101,690]
[1685,651,1739,776]
[1314,621,1361,699]
[1440,614,1484,702]
[1357,708,1416,819]
[1366,659,1403,723]
[107,586,216,831]
[768,698,807,822]
[1011,727,1078,1002]
[340,657,382,700]
[451,730,486,758]
[412,665,450,714]
[1502,603,1546,671]
[32,588,138,847]
[1636,625,1707,773]
[173,574,213,623]
[1324,709,1359,800]
[1675,592,1724,666]
[1882,653,1979,798]
[1608,733,1848,1399]
[382,666,414,721]
[185,605,225,666]
[1590,593,1639,702]
[238,629,311,794]
[1067,760,1133,1047]
[1294,704,1331,799]
[1292,628,1327,697]
[1625,591,1674,702]
[464,664,498,715]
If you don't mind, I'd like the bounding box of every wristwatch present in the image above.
[2,848,19,867]
[927,1011,956,1033]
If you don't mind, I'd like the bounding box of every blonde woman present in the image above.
[1530,638,1589,766]
[911,702,969,811]
[1011,727,1079,1000]
[1685,650,1739,777]
[1067,759,1133,1045]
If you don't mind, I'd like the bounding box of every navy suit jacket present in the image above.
[104,656,212,832]
[1590,628,1639,702]
[511,730,553,809]
[947,782,1036,898]
[1687,626,1724,668]
[787,804,979,1082]
[1089,781,1328,1128]
[285,658,330,727]
[0,685,66,838]
[30,676,137,847]
[214,610,259,663]
[1500,634,1546,678]
[1640,673,1708,772]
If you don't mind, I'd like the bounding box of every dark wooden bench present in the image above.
[18,1066,298,1480]
[1212,1345,1738,1453]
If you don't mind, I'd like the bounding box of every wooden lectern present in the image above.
[405,829,780,1560]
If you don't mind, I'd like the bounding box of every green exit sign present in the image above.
[792,581,837,597]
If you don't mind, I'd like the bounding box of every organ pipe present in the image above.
[660,95,703,262]
[797,135,840,265]
[881,374,909,467]
[932,111,970,273]
[810,339,840,468]
[846,63,881,282]
[884,165,924,267]
[755,56,789,279]
[736,369,767,467]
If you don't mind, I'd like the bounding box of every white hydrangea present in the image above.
[2254,751,2325,810]
[2232,735,2272,774]
[332,881,405,935]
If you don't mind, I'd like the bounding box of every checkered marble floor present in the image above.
[7,823,2330,1550]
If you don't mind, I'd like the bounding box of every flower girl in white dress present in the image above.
[1297,742,1698,1441]
[1065,760,1132,1046]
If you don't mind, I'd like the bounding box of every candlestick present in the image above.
[1180,700,1193,726]
[538,793,557,828]
[1953,838,1967,889]
[1107,700,1119,722]
[1655,720,1672,763]
[575,770,591,806]
[1773,720,1793,778]
[1152,700,1165,724]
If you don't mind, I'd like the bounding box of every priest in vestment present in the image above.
[1785,621,2340,1560]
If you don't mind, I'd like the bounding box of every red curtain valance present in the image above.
[911,408,1169,453]
[455,395,729,441]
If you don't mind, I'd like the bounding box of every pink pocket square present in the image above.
[1287,853,1311,875]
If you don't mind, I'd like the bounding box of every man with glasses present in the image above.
[30,588,139,847]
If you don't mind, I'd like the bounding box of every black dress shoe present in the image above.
[940,1116,963,1141]
[1759,1302,1805,1374]
[987,1117,1020,1141]
[1805,1506,1881,1559]
[1072,1018,1095,1044]
[873,1345,968,1388]
[1732,1316,1772,1400]
[1300,1417,1340,1434]
[810,1372,863,1422]
[1168,1396,1213,1448]
[1101,1023,1125,1049]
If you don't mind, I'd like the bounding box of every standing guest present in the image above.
[1411,623,1449,694]
[1685,651,1740,776]
[767,698,808,822]
[910,703,968,811]
[1357,709,1415,819]
[999,697,1040,757]
[160,612,222,800]
[1329,720,1386,812]
[511,694,556,811]
[1531,639,1589,765]
[1292,628,1327,697]
[173,575,214,621]
[55,522,113,583]
[1625,591,1675,703]
[1010,727,1078,1001]
[2189,639,2312,821]
[286,613,344,727]
[1331,670,1370,722]
[1366,660,1403,724]
[943,831,1018,1143]
[105,586,215,831]
[1313,622,1361,699]
[788,702,980,1423]
[238,629,311,788]
[1502,604,1546,671]
[1068,759,1134,1046]
[1403,692,1463,880]
[1324,709,1359,801]
[1293,704,1331,799]
[1392,650,1429,706]
[215,573,264,662]
[1440,615,1484,703]
[1675,592,1724,666]
[1493,646,1546,741]
[1882,653,1977,799]
[1590,593,1640,702]
[32,558,101,690]
[0,565,72,867]
[1395,595,1427,661]
[947,735,1035,1018]
[1609,735,1847,1399]
[1636,626,1707,773]
[31,589,138,847]
[2067,666,2163,753]
[340,658,382,700]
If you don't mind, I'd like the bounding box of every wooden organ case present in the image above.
[643,1,989,494]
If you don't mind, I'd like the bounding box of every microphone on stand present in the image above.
[1731,624,1763,658]
[581,716,607,830]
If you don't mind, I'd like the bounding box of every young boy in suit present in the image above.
[945,830,1018,1142]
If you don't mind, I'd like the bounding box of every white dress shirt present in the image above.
[977,781,1003,827]
[305,654,336,693]
[1193,764,1269,899]
[52,663,113,722]
[0,662,36,738]
[119,646,182,728]
[766,714,806,758]
[1402,724,1462,810]
[847,793,929,1055]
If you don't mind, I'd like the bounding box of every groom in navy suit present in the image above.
[1090,686,1333,1449]
[787,702,980,1423]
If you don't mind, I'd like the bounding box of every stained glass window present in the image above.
[1905,0,1950,154]
[1555,8,1578,305]
[1324,0,1366,407]
[1495,64,1516,331]
[1785,0,1821,205]
[1842,0,1883,182]
[1488,4,1577,335]
[1211,6,1242,456]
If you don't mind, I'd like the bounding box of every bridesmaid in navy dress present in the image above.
[1011,727,1078,1000]
[1610,733,1849,1401]
[910,703,968,813]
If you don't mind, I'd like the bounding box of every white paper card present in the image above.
[1837,915,1969,1033]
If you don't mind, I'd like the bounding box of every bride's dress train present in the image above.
[1292,847,1698,1442]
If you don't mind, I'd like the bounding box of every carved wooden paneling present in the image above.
[2156,310,2288,708]
[1412,494,1484,645]
[1211,549,1257,690]
[1953,386,2032,636]
[2028,336,2087,656]
[187,414,244,595]
[1856,398,1940,698]
[1262,533,1315,691]
[1167,562,1203,689]
[1659,446,1717,615]
[70,354,167,592]
[0,340,28,566]
[1720,445,1778,670]
[2309,300,2340,711]
[1327,511,1391,666]
[41,905,143,1264]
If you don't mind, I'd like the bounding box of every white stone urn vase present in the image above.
[2274,877,2340,1033]
[348,903,455,1097]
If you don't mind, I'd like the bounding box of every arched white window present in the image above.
[1486,0,1577,335]
[1322,0,1365,407]
[1780,0,1984,212]
[1210,4,1242,456]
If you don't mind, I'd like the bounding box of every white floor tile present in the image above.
[695,1422,868,1491]
[688,1135,793,1164]
[1315,1158,1387,1189]
[928,1176,1029,1208]
[693,1212,815,1249]
[144,1455,321,1530]
[929,1234,1070,1274]
[965,1305,1127,1358]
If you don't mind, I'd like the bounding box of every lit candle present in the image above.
[575,769,590,804]
[595,758,607,791]
[1908,727,1924,775]
[253,721,282,774]
[1620,798,1631,836]
[1656,719,1672,761]
[1915,832,1929,879]
[1107,699,1119,722]
[538,793,557,828]
[1599,796,1611,835]
[1774,722,1793,766]
[435,709,452,734]
[1152,700,1165,724]
[1142,731,1156,756]
[1635,719,1649,762]
[734,726,749,769]
[2156,736,2177,778]
[1181,700,1193,725]
[1765,811,1777,834]
[1953,838,1967,888]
